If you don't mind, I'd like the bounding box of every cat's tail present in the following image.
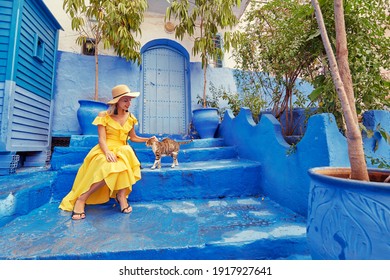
[178,139,193,145]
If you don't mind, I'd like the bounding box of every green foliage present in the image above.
[206,82,267,123]
[233,0,390,131]
[232,0,322,131]
[361,123,390,169]
[286,142,298,156]
[308,0,390,122]
[377,125,390,146]
[63,0,148,100]
[166,0,240,67]
[63,0,148,64]
[366,156,390,169]
[360,123,390,151]
[196,83,221,110]
[166,0,241,106]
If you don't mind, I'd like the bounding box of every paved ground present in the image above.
[0,196,310,260]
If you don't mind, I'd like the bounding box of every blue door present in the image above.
[141,46,188,135]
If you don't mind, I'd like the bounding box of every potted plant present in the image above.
[166,0,241,138]
[63,0,147,134]
[307,0,390,259]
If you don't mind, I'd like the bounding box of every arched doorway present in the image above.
[140,39,190,136]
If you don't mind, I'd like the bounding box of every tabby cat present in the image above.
[145,137,193,169]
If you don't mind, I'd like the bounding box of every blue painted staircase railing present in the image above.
[0,134,310,260]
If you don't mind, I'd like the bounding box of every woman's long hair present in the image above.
[107,104,117,115]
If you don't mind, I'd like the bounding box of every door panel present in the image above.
[142,47,186,135]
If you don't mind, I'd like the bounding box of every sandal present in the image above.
[71,211,86,220]
[72,199,86,220]
[115,194,132,214]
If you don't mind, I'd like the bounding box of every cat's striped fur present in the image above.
[145,137,193,169]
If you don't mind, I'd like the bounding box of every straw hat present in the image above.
[107,84,140,104]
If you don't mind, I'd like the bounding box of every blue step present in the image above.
[0,169,57,227]
[52,159,262,202]
[0,197,310,260]
[68,135,225,149]
[50,145,238,170]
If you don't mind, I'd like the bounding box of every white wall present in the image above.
[42,1,240,67]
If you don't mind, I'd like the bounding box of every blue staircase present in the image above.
[0,135,310,260]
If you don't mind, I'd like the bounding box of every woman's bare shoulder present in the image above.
[98,111,108,117]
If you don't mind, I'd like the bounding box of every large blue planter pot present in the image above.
[77,100,108,135]
[192,108,220,138]
[307,167,390,260]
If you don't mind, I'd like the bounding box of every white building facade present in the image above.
[43,0,250,136]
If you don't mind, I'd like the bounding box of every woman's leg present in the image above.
[116,188,132,213]
[72,179,106,220]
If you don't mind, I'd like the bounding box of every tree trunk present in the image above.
[94,43,99,101]
[203,64,207,108]
[200,15,207,108]
[311,0,369,181]
[334,0,358,125]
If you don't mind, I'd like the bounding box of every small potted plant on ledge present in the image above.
[307,0,390,260]
[166,0,241,138]
[63,0,147,134]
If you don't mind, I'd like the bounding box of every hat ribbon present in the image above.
[113,91,130,100]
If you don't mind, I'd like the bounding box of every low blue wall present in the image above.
[218,108,390,216]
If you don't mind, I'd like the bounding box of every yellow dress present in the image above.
[59,112,141,211]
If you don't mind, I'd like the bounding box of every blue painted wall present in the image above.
[218,108,390,216]
[51,50,241,136]
[51,51,141,136]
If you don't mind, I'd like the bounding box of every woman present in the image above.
[59,84,156,220]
